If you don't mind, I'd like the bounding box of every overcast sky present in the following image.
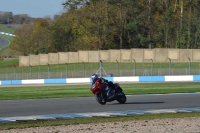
[0,0,66,18]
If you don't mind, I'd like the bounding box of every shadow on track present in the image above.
[110,101,164,105]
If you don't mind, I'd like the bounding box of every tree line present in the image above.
[0,11,36,25]
[10,0,200,56]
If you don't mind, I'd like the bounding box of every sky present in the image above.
[0,0,66,18]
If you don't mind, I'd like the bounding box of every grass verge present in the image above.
[0,82,200,100]
[0,58,19,67]
[0,112,200,130]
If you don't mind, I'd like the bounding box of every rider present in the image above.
[90,74,115,98]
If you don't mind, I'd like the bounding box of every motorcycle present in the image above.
[91,81,126,105]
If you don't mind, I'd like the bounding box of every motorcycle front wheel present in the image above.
[95,93,106,105]
[117,92,126,104]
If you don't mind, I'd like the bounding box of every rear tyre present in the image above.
[117,92,126,104]
[95,93,106,105]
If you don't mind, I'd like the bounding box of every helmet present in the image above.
[91,74,98,81]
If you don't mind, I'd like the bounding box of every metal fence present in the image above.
[0,61,200,80]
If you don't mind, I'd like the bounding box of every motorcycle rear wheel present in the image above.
[117,92,126,104]
[95,93,106,105]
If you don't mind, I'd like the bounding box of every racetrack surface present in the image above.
[0,93,199,118]
[0,36,10,49]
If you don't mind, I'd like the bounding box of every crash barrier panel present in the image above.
[0,75,199,85]
[19,48,200,67]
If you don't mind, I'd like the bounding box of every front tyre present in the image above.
[95,93,106,105]
[117,92,126,104]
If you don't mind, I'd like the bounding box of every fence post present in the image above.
[168,57,171,75]
[29,65,32,79]
[151,59,153,76]
[99,60,102,77]
[65,63,68,78]
[82,61,85,77]
[116,60,119,76]
[14,65,16,80]
[133,59,136,76]
[188,57,191,75]
[47,63,50,79]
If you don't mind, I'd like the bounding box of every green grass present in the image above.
[0,24,16,33]
[0,112,200,130]
[0,58,18,67]
[0,82,200,100]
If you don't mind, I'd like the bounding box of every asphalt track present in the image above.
[0,36,10,49]
[0,93,200,118]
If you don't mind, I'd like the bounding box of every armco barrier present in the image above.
[0,75,200,85]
